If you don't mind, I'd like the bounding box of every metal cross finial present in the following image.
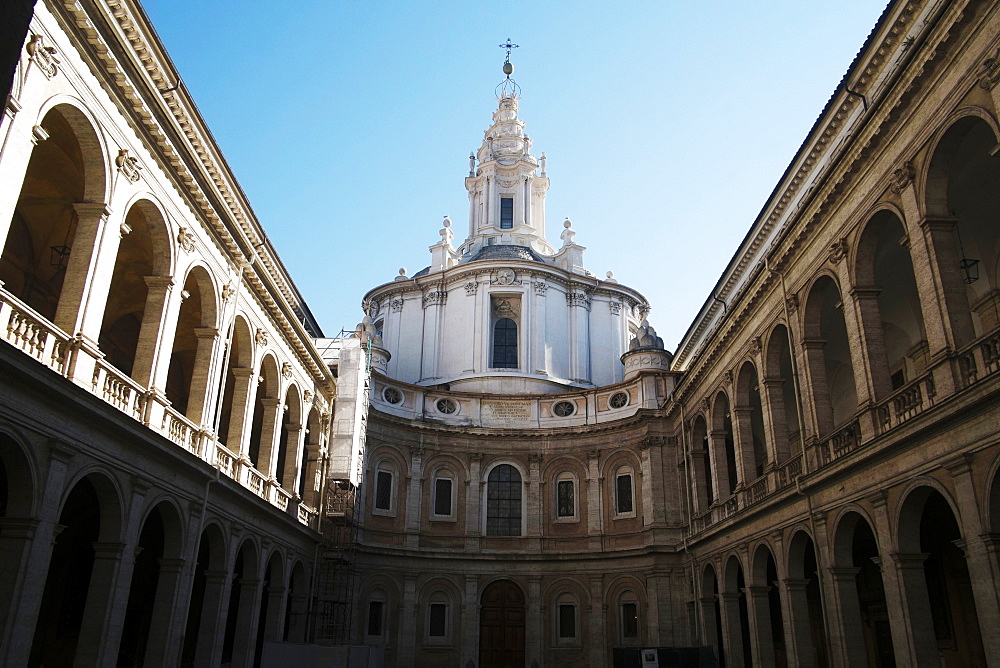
[499,38,519,63]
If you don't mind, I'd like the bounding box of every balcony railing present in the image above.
[0,287,310,524]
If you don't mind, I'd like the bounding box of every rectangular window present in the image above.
[500,197,514,229]
[434,477,452,516]
[558,604,576,639]
[428,603,447,637]
[616,474,633,514]
[367,601,384,636]
[622,602,638,638]
[557,480,575,517]
[374,470,392,511]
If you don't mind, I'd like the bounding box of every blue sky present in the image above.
[140,0,889,347]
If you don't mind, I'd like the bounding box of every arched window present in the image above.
[425,590,451,643]
[614,465,635,517]
[555,592,580,645]
[366,591,387,639]
[486,464,522,536]
[619,591,640,642]
[492,318,518,368]
[373,461,396,516]
[555,472,577,520]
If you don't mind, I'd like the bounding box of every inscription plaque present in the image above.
[481,400,531,422]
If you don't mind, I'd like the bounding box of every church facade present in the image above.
[0,0,999,667]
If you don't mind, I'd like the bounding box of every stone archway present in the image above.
[479,579,525,668]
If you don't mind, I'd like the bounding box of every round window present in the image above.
[609,391,629,409]
[382,387,403,405]
[436,398,457,414]
[553,401,576,417]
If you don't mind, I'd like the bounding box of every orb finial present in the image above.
[496,38,521,99]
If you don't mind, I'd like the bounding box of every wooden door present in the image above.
[479,580,525,667]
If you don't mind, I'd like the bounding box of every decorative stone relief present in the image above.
[281,362,292,379]
[26,35,59,79]
[725,370,734,385]
[979,47,1000,90]
[494,298,517,318]
[177,227,196,253]
[115,149,142,183]
[465,281,478,296]
[566,291,590,310]
[533,280,548,295]
[588,449,600,460]
[889,161,915,194]
[786,294,799,313]
[609,301,622,315]
[749,336,761,355]
[494,268,517,285]
[422,288,447,308]
[222,282,234,303]
[701,397,710,412]
[303,390,313,404]
[255,328,269,347]
[367,300,380,317]
[390,296,404,312]
[828,238,848,264]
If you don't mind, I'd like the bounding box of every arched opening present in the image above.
[276,385,301,492]
[723,556,753,668]
[221,540,260,667]
[0,105,102,322]
[254,553,285,668]
[831,512,894,666]
[479,580,525,668]
[299,407,323,508]
[30,474,122,665]
[735,361,768,480]
[284,561,308,643]
[181,524,227,667]
[701,565,724,667]
[248,356,279,474]
[98,199,169,384]
[854,211,927,398]
[711,392,738,497]
[764,325,801,461]
[897,487,985,664]
[751,544,786,668]
[117,507,166,666]
[691,415,714,509]
[803,276,858,435]
[217,316,253,451]
[925,116,1000,344]
[486,464,522,537]
[787,531,828,668]
[0,434,34,640]
[165,267,217,422]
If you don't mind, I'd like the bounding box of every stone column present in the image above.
[532,280,547,374]
[279,424,302,492]
[688,448,710,512]
[826,566,865,668]
[527,454,542,541]
[286,592,309,642]
[226,367,255,455]
[255,397,283,477]
[404,448,423,548]
[197,569,232,666]
[0,518,38,652]
[921,217,976,349]
[461,575,479,667]
[588,576,606,668]
[699,596,721,663]
[130,275,174,388]
[263,585,287,643]
[850,288,893,402]
[780,578,815,668]
[52,203,112,339]
[761,378,792,463]
[586,449,603,551]
[866,492,913,665]
[143,558,187,667]
[75,542,129,665]
[731,407,757,485]
[746,585,775,667]
[1,442,73,664]
[837,280,875,416]
[801,339,832,438]
[186,327,220,425]
[465,454,482,550]
[398,575,417,667]
[640,439,666,526]
[946,456,1000,660]
[230,577,263,667]
[526,576,542,667]
[718,592,745,668]
[708,430,732,499]
[888,553,938,665]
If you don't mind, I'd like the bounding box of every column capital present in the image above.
[144,275,175,291]
[72,202,112,219]
[194,327,220,340]
[889,552,928,568]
